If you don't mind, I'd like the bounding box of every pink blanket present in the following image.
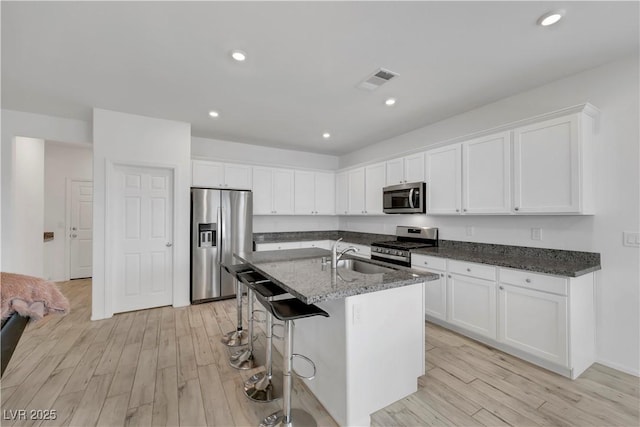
[1,272,70,321]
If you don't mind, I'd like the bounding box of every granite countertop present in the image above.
[254,231,601,278]
[412,242,601,277]
[235,248,438,304]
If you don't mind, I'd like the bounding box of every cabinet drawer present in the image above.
[411,254,447,271]
[449,260,496,281]
[499,268,568,296]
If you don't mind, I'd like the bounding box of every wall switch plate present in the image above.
[352,304,362,325]
[531,227,542,241]
[466,226,474,237]
[623,232,640,247]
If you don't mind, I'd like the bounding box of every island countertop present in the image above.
[235,248,438,304]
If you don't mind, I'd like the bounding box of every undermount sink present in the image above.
[336,259,395,274]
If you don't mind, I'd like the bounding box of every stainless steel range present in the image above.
[371,226,438,267]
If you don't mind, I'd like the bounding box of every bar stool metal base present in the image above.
[259,409,317,427]
[220,329,250,347]
[244,371,281,402]
[229,347,255,370]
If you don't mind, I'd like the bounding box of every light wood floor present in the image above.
[372,323,640,427]
[2,280,638,427]
[0,279,337,427]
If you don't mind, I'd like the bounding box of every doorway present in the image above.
[68,180,93,279]
[110,164,174,313]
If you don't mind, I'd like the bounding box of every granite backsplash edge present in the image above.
[253,230,601,265]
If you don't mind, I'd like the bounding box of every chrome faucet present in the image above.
[331,238,359,269]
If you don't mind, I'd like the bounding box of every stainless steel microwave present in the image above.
[383,182,426,214]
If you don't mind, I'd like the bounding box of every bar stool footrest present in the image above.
[291,353,316,380]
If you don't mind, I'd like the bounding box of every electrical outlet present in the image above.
[623,232,640,247]
[352,304,362,325]
[531,227,542,241]
[466,226,474,237]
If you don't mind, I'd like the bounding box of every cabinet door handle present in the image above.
[525,278,531,283]
[424,261,428,265]
[440,273,444,277]
[463,209,467,212]
[466,268,471,272]
[499,286,504,290]
[456,209,460,213]
[448,275,451,278]
[515,207,520,211]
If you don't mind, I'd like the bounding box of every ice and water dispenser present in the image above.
[198,223,216,248]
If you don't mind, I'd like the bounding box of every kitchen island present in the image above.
[236,248,438,427]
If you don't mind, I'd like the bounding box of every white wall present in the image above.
[253,216,339,233]
[339,56,640,375]
[92,109,191,320]
[43,142,93,281]
[9,137,45,277]
[192,136,339,170]
[1,110,92,273]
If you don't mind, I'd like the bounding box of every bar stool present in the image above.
[229,271,275,370]
[220,264,257,347]
[258,297,329,427]
[243,280,287,402]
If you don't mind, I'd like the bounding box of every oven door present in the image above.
[383,182,425,214]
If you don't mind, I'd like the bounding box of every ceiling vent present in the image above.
[357,68,399,91]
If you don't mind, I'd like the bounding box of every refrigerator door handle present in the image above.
[216,206,222,265]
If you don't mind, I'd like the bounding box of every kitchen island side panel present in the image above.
[294,282,425,426]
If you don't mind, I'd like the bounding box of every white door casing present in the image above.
[112,165,174,313]
[69,180,93,279]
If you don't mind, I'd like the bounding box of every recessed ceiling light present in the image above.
[385,98,397,106]
[322,132,331,139]
[231,50,247,61]
[537,10,565,27]
[208,110,219,118]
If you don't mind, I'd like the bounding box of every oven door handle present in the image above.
[408,188,415,208]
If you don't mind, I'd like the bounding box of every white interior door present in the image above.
[70,180,93,279]
[112,165,173,313]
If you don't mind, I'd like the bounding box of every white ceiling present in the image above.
[2,1,638,155]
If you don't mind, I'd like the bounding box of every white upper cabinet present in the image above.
[365,162,386,215]
[404,153,426,183]
[252,167,294,215]
[315,172,336,215]
[385,153,425,186]
[192,160,252,190]
[294,171,315,214]
[224,163,253,190]
[335,171,349,215]
[426,144,462,215]
[385,158,404,185]
[424,104,597,216]
[462,131,511,214]
[337,164,386,215]
[513,111,595,214]
[348,168,366,215]
[294,171,335,215]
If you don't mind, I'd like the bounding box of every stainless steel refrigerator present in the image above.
[191,188,253,303]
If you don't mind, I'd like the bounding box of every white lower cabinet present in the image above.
[447,273,497,340]
[498,283,567,366]
[411,255,446,321]
[418,256,595,379]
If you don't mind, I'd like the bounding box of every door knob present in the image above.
[71,227,77,231]
[71,234,77,238]
[166,242,173,247]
